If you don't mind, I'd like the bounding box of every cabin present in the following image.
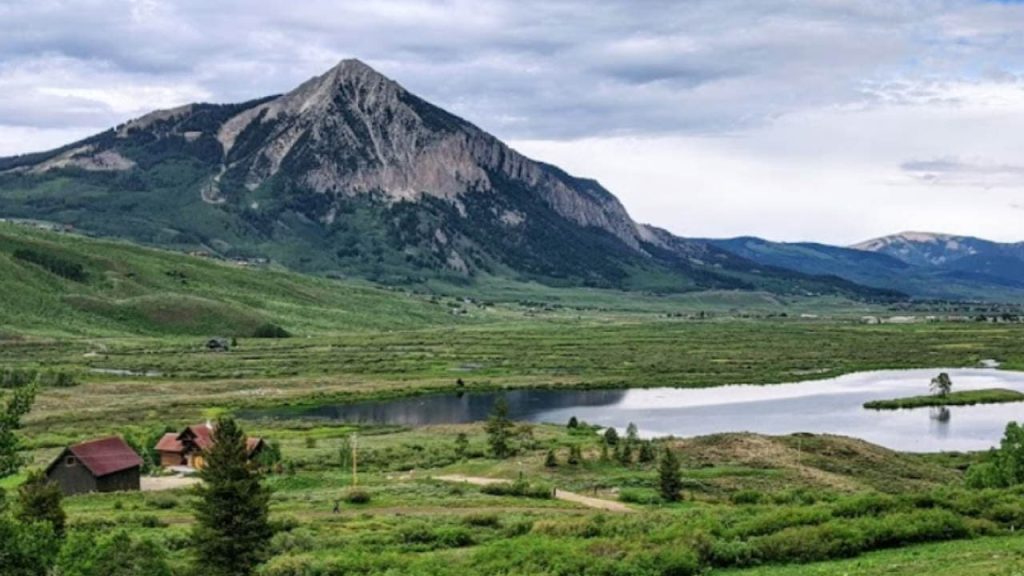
[155,422,265,470]
[45,436,142,496]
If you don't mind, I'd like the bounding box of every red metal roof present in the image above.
[155,424,263,458]
[63,436,142,477]
[154,432,183,453]
[183,423,215,450]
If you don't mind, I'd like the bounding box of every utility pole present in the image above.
[352,432,358,487]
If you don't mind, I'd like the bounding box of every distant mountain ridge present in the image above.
[709,232,1024,301]
[0,59,892,300]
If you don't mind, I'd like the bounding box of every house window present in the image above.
[65,456,75,466]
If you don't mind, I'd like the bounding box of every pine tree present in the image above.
[618,442,633,466]
[658,447,683,502]
[485,396,513,459]
[0,383,37,479]
[192,418,273,576]
[16,470,65,537]
[638,441,656,464]
[544,449,558,467]
[603,427,619,446]
[454,432,469,459]
[626,422,639,443]
[567,445,582,466]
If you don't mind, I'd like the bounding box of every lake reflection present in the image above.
[241,368,1024,452]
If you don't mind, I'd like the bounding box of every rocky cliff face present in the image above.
[0,59,893,298]
[117,60,652,251]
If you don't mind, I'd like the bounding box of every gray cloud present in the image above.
[901,157,1024,188]
[0,0,1023,146]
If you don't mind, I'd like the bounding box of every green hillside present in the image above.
[0,223,466,337]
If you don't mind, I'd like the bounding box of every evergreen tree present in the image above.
[658,447,683,502]
[567,445,582,466]
[567,416,579,429]
[454,432,469,459]
[603,427,619,446]
[618,442,633,466]
[192,418,273,576]
[16,470,65,537]
[0,383,37,479]
[638,441,656,464]
[485,396,513,459]
[544,449,558,467]
[626,422,639,443]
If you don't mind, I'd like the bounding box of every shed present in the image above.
[45,436,142,496]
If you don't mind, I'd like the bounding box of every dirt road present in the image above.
[434,474,634,513]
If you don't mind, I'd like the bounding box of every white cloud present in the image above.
[0,0,1022,242]
[512,77,1024,244]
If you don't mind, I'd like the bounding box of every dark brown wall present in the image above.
[96,467,140,493]
[46,449,98,496]
[46,449,141,496]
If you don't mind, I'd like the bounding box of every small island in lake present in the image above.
[864,388,1024,410]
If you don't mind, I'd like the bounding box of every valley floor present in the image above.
[5,318,1024,575]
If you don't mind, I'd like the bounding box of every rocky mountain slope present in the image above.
[0,59,891,299]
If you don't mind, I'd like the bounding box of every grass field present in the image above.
[5,224,1024,574]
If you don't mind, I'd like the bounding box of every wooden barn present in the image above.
[45,436,142,496]
[155,422,265,470]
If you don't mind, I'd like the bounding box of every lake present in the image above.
[240,367,1024,452]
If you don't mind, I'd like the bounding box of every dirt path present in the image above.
[141,476,201,492]
[434,475,634,513]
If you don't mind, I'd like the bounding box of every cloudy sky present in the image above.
[2,0,1023,244]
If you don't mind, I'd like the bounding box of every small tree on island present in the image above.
[931,372,953,397]
[658,447,683,502]
[485,396,513,459]
[192,417,273,576]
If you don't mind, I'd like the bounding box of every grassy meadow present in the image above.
[4,223,1024,574]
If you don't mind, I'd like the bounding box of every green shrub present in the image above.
[462,512,501,527]
[252,323,291,338]
[730,489,764,505]
[653,546,701,576]
[480,480,553,499]
[619,488,661,505]
[831,493,899,518]
[965,461,1006,489]
[344,488,371,504]
[144,494,178,510]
